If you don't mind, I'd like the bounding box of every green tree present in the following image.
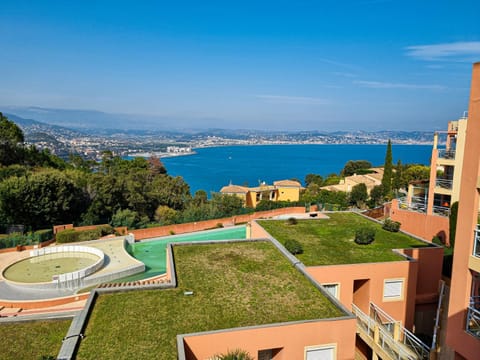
[349,183,368,208]
[401,165,430,189]
[304,173,323,187]
[323,173,341,186]
[341,160,372,177]
[369,184,385,207]
[392,160,403,193]
[111,208,148,229]
[381,140,393,198]
[449,201,459,248]
[0,169,87,229]
[0,112,24,166]
[154,205,178,225]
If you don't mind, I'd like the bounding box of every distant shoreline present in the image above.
[127,151,197,159]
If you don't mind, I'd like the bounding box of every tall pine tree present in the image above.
[381,139,393,198]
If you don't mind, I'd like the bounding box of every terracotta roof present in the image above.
[273,180,302,187]
[220,185,249,194]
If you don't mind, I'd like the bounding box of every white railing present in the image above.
[352,303,431,360]
[438,149,456,160]
[473,226,480,258]
[397,196,427,213]
[370,303,431,359]
[435,178,453,190]
[466,297,480,338]
[30,245,105,289]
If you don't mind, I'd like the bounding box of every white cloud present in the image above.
[255,95,329,105]
[405,41,480,61]
[354,80,445,90]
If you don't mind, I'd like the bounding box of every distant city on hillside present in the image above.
[4,111,436,161]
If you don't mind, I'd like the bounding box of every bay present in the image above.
[161,144,432,195]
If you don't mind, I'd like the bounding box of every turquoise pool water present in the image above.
[121,226,247,281]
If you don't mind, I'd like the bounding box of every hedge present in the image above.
[0,229,53,249]
[56,225,114,244]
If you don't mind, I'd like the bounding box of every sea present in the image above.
[159,144,432,195]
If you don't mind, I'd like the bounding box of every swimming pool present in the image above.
[121,226,247,281]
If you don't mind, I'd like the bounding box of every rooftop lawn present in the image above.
[76,241,344,360]
[258,212,431,266]
[0,319,71,360]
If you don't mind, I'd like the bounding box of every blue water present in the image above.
[161,144,431,194]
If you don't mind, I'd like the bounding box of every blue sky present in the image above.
[1,0,480,131]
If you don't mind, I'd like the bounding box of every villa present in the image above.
[321,167,384,194]
[220,179,303,208]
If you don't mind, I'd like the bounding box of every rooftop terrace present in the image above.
[258,212,431,266]
[76,241,344,359]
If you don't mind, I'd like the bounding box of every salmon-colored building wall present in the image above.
[390,199,450,244]
[399,247,443,304]
[446,62,480,358]
[130,207,307,240]
[182,318,356,360]
[306,260,417,329]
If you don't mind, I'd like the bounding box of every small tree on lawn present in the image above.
[350,183,368,208]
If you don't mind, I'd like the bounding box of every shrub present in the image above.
[284,239,303,255]
[382,219,401,232]
[354,227,376,245]
[56,229,78,244]
[33,229,53,243]
[286,217,298,225]
[56,226,111,244]
[212,349,254,360]
[216,223,224,228]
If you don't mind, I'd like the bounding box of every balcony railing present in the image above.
[352,303,431,360]
[438,149,456,160]
[473,226,480,258]
[397,196,427,214]
[435,178,453,190]
[432,205,450,217]
[466,297,480,339]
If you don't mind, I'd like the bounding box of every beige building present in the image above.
[321,167,384,194]
[220,180,303,208]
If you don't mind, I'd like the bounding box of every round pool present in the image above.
[3,251,100,283]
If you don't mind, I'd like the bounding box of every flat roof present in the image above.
[76,241,344,359]
[258,212,431,266]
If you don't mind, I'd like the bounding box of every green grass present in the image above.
[77,241,343,359]
[0,319,71,360]
[258,212,430,265]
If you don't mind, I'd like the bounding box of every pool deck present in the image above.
[0,237,142,302]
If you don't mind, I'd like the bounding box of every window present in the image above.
[383,279,404,300]
[305,345,335,360]
[322,283,339,299]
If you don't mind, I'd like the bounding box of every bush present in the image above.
[355,227,376,245]
[284,239,303,254]
[33,229,53,243]
[382,219,401,232]
[286,217,298,225]
[213,349,254,360]
[56,226,112,244]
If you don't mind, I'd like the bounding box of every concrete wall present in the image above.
[306,260,417,329]
[182,318,356,360]
[390,199,450,244]
[0,293,89,310]
[130,207,307,240]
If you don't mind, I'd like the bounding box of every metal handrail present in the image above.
[466,305,480,338]
[435,178,453,189]
[474,226,480,257]
[438,149,456,160]
[353,303,430,359]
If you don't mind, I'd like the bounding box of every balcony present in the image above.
[466,297,480,339]
[438,149,456,160]
[435,178,453,190]
[352,303,431,360]
[397,196,426,214]
[473,226,480,258]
